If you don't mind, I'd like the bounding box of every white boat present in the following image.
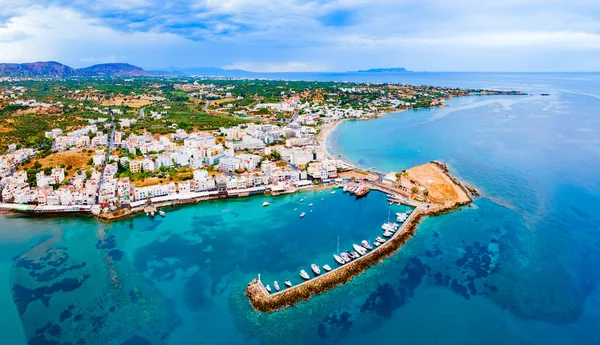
[265,284,272,293]
[323,264,332,271]
[300,270,310,280]
[353,244,367,256]
[300,198,305,202]
[284,280,292,287]
[406,209,412,214]
[158,210,165,217]
[311,264,321,275]
[374,242,381,247]
[310,210,313,213]
[262,201,270,207]
[376,237,386,243]
[383,230,394,237]
[334,254,345,265]
[294,208,298,211]
[343,186,348,192]
[274,281,280,291]
[321,198,324,200]
[351,251,360,258]
[361,240,373,250]
[300,212,306,218]
[309,203,313,207]
[331,191,336,194]
[340,252,351,262]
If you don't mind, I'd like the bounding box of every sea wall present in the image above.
[246,197,472,313]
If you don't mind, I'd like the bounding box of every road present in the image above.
[96,110,116,204]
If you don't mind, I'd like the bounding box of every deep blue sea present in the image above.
[1,72,600,345]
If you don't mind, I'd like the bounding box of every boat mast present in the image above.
[337,236,340,255]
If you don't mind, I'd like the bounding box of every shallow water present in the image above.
[1,72,600,345]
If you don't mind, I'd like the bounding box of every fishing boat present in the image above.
[300,212,306,218]
[265,284,272,293]
[355,185,370,197]
[323,264,332,272]
[274,281,280,291]
[334,254,345,265]
[300,270,310,280]
[158,210,165,217]
[353,244,367,255]
[284,280,292,287]
[383,230,394,237]
[311,264,321,275]
[340,252,351,262]
[262,201,270,207]
[361,240,373,250]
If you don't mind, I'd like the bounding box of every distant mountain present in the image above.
[0,61,151,77]
[355,68,410,73]
[77,63,148,77]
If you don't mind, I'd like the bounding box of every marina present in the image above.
[246,162,475,312]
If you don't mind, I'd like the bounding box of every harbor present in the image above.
[246,162,474,312]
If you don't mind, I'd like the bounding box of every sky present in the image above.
[0,0,599,72]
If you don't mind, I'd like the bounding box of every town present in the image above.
[0,77,519,217]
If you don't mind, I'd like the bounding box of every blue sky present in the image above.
[0,0,598,72]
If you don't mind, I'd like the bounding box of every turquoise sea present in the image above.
[1,72,600,345]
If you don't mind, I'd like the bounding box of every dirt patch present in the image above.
[22,148,92,179]
[405,162,471,205]
[339,170,379,181]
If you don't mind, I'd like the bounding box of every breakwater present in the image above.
[246,196,472,312]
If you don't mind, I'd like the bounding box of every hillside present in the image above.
[0,61,150,77]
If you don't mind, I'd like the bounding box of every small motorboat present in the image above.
[294,208,298,211]
[406,209,412,214]
[330,191,336,194]
[376,237,386,243]
[300,270,310,280]
[353,244,367,256]
[321,198,324,200]
[274,281,280,291]
[300,212,306,218]
[265,284,272,293]
[309,203,313,207]
[383,230,394,237]
[323,264,332,272]
[361,240,373,250]
[300,198,305,202]
[310,210,313,213]
[262,201,270,207]
[284,280,292,287]
[311,264,321,275]
[374,242,381,247]
[340,252,351,262]
[351,251,360,259]
[334,254,345,265]
[158,210,165,217]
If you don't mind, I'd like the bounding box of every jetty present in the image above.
[246,162,474,313]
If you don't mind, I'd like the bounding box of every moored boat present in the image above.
[274,281,280,291]
[383,230,393,237]
[355,185,370,197]
[323,264,331,271]
[158,210,165,217]
[353,244,367,255]
[341,252,351,262]
[300,270,310,280]
[376,237,386,243]
[265,284,272,292]
[361,240,373,250]
[351,251,360,258]
[311,264,321,275]
[374,242,381,247]
[284,280,292,287]
[334,254,345,265]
